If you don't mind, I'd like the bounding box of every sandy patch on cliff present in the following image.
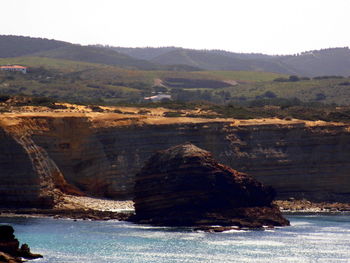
[0,104,347,131]
[55,194,134,212]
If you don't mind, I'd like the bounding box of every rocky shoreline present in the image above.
[0,208,133,221]
[1,199,349,222]
[0,194,135,221]
[274,199,350,214]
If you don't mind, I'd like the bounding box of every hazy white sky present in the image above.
[2,0,350,54]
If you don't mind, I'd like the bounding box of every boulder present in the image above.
[0,225,42,262]
[132,143,289,229]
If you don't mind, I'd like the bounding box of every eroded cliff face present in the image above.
[0,126,63,208]
[92,120,350,202]
[223,123,350,202]
[0,112,349,205]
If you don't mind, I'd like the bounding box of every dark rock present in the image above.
[132,143,289,229]
[0,226,19,256]
[0,225,42,261]
[18,244,43,259]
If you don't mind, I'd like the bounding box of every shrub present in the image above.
[138,109,151,115]
[313,75,344,80]
[289,75,300,82]
[0,95,10,102]
[315,93,326,101]
[89,105,104,112]
[31,96,55,106]
[163,111,183,117]
[263,91,277,98]
[47,104,68,109]
[273,77,289,82]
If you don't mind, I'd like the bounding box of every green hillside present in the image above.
[227,77,350,105]
[0,35,161,71]
[113,46,350,77]
[1,35,350,122]
[34,45,159,70]
[0,56,287,104]
[110,46,179,61]
[2,35,350,76]
[278,48,350,77]
[150,49,293,74]
[1,56,350,106]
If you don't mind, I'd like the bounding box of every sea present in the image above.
[0,215,349,263]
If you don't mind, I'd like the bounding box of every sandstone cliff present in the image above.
[0,127,62,208]
[0,111,349,206]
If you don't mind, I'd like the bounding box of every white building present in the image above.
[0,65,27,74]
[144,94,172,102]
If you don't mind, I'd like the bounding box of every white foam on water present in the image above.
[219,229,249,233]
[296,234,346,241]
[205,239,285,247]
[289,221,312,226]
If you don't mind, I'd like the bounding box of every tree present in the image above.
[263,91,277,98]
[289,75,300,82]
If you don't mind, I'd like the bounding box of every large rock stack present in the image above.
[132,143,289,229]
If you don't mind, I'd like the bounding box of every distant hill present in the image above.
[0,35,69,57]
[277,48,350,77]
[1,35,350,76]
[33,45,158,70]
[150,49,294,74]
[111,46,350,77]
[110,46,180,61]
[0,35,160,70]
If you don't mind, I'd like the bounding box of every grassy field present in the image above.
[196,70,286,82]
[226,77,350,105]
[0,56,98,72]
[1,56,350,105]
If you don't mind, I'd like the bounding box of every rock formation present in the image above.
[132,143,289,229]
[0,225,42,263]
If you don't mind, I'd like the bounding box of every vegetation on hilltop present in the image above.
[0,35,69,58]
[33,45,159,70]
[111,46,350,77]
[1,36,350,116]
[108,46,180,61]
[0,35,168,71]
[2,36,350,76]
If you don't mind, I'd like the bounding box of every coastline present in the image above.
[0,196,349,221]
[274,199,350,215]
[0,194,135,221]
[0,208,134,221]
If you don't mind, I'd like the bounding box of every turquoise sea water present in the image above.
[0,215,349,263]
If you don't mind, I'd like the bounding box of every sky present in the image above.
[2,0,350,55]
